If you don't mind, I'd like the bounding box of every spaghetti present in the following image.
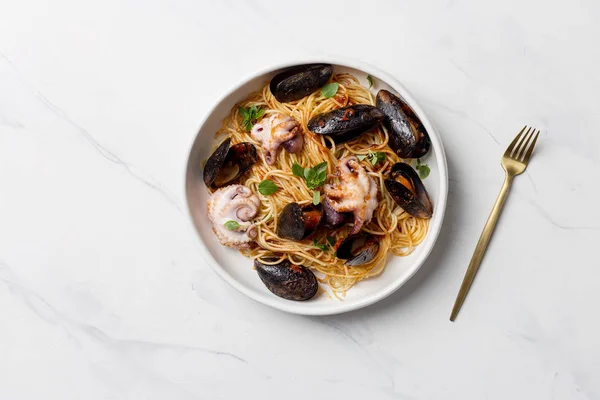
[210,73,429,297]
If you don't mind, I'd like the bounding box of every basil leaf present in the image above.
[313,238,328,252]
[418,164,430,179]
[372,152,386,165]
[321,82,339,98]
[367,151,386,165]
[326,236,336,246]
[317,170,327,182]
[239,105,264,132]
[305,168,317,182]
[293,162,328,191]
[367,75,374,89]
[367,152,376,165]
[310,162,328,188]
[224,220,240,230]
[357,154,367,161]
[314,161,328,175]
[258,179,278,195]
[313,190,320,205]
[292,162,305,178]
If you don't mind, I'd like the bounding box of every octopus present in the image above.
[324,156,378,235]
[207,184,260,248]
[250,113,303,165]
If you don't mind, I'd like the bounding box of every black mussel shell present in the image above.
[301,204,323,235]
[384,162,433,218]
[203,139,257,189]
[307,105,384,144]
[336,234,379,266]
[203,138,230,187]
[254,258,318,301]
[277,203,304,240]
[270,64,333,103]
[322,198,348,229]
[277,203,323,240]
[376,89,431,158]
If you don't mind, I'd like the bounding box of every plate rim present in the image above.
[185,56,449,315]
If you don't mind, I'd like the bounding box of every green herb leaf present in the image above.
[314,161,328,175]
[367,75,374,89]
[238,105,265,132]
[326,236,336,246]
[317,170,327,182]
[357,154,367,161]
[307,162,328,189]
[305,167,316,183]
[224,220,240,230]
[375,152,386,165]
[314,236,336,252]
[321,82,339,98]
[418,163,431,179]
[413,158,430,179]
[367,153,376,165]
[292,162,305,178]
[258,179,278,195]
[313,238,329,252]
[313,190,321,205]
[366,151,386,165]
[294,162,329,191]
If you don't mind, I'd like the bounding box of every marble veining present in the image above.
[1,0,599,399]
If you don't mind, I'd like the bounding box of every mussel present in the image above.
[254,258,318,301]
[376,89,431,158]
[335,233,379,266]
[203,138,257,189]
[270,64,333,103]
[307,105,384,144]
[384,162,433,218]
[277,203,322,240]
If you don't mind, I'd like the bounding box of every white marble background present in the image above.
[1,0,599,398]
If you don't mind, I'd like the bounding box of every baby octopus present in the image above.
[251,113,303,165]
[324,156,378,235]
[207,184,260,248]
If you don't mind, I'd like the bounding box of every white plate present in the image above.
[185,57,448,315]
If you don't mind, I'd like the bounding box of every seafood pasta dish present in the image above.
[202,64,433,300]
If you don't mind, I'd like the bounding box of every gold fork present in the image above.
[450,126,540,321]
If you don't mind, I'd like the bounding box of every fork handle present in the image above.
[450,173,514,321]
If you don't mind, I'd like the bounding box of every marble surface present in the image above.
[1,0,599,398]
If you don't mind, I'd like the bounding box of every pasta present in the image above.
[207,73,429,298]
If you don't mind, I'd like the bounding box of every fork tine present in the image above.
[504,126,528,157]
[511,126,534,158]
[516,128,536,161]
[521,130,540,164]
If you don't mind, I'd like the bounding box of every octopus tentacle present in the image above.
[207,184,260,248]
[323,186,345,200]
[323,156,378,235]
[251,113,303,165]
